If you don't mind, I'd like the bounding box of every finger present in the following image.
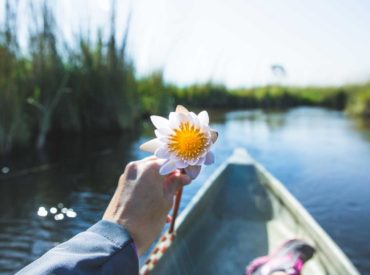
[164,178,182,196]
[145,159,167,177]
[171,170,192,186]
[166,215,172,223]
[164,172,191,196]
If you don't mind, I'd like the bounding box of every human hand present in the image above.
[103,156,191,255]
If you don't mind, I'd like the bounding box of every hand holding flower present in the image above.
[103,157,191,255]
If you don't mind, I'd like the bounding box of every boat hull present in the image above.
[144,149,359,275]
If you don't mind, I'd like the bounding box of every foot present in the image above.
[246,239,315,275]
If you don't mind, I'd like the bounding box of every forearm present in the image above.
[17,220,139,275]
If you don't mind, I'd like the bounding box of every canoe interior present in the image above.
[147,149,358,275]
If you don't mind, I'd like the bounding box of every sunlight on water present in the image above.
[1,167,10,174]
[66,210,77,218]
[50,207,57,214]
[37,205,77,220]
[54,213,64,221]
[37,207,48,217]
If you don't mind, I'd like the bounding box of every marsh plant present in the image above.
[0,0,369,156]
[0,1,145,154]
[0,0,29,154]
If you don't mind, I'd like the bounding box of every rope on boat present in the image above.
[141,187,183,274]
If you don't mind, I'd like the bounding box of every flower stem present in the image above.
[169,187,183,233]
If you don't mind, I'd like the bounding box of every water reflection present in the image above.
[37,205,77,220]
[1,166,10,174]
[37,207,48,217]
[0,107,369,274]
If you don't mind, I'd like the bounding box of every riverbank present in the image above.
[171,83,370,115]
[1,1,369,156]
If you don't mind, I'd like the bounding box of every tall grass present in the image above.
[27,1,68,148]
[0,1,148,154]
[0,0,369,156]
[0,0,29,154]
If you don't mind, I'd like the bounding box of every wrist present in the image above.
[102,216,143,255]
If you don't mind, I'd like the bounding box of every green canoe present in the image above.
[143,148,359,275]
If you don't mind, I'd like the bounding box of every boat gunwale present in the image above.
[254,158,359,275]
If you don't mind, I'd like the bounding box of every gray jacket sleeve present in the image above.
[16,220,139,275]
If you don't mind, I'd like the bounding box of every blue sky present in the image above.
[1,0,370,87]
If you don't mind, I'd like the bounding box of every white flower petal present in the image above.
[169,112,181,129]
[185,165,201,179]
[169,112,189,129]
[168,152,180,161]
[155,128,173,138]
[158,135,169,142]
[155,130,170,143]
[175,160,188,169]
[176,105,189,114]
[200,124,211,134]
[151,116,170,129]
[155,129,164,138]
[189,112,200,127]
[177,112,188,124]
[197,156,206,165]
[155,146,170,159]
[159,160,177,175]
[188,158,199,166]
[204,151,215,165]
[140,138,163,153]
[198,111,209,125]
[210,129,218,144]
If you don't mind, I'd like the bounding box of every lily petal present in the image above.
[188,158,200,166]
[155,127,173,137]
[159,160,177,175]
[155,146,170,159]
[175,160,188,169]
[189,112,200,127]
[198,111,209,125]
[197,156,206,165]
[176,105,189,114]
[157,135,169,142]
[185,165,201,179]
[210,129,218,144]
[169,112,181,129]
[155,130,170,143]
[204,151,215,165]
[177,112,188,124]
[140,138,163,153]
[151,116,170,129]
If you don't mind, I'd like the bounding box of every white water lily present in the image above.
[140,105,218,179]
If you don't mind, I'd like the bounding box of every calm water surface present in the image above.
[0,107,369,274]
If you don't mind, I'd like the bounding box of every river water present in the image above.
[0,107,369,274]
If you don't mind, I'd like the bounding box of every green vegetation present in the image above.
[170,83,369,115]
[0,1,145,154]
[345,85,370,117]
[0,1,369,156]
[171,84,348,109]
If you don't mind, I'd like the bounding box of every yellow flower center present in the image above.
[168,122,209,161]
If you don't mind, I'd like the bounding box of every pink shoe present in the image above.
[246,239,315,275]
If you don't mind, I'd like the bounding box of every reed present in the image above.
[0,0,369,156]
[0,0,29,155]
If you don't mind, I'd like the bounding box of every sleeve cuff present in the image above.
[88,220,136,252]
